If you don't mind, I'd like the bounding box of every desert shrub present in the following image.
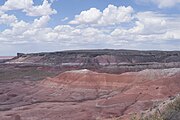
[142,112,164,120]
[130,97,180,120]
[130,111,163,120]
[162,98,180,120]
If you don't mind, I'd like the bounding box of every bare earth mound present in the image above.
[0,68,180,120]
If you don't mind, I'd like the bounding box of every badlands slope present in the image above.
[0,68,180,120]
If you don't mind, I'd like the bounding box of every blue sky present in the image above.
[0,0,180,55]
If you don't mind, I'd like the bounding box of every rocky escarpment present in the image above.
[6,49,180,73]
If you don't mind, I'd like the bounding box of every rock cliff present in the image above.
[7,49,180,73]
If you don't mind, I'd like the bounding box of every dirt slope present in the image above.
[0,68,180,120]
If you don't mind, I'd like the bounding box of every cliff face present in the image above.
[7,49,180,73]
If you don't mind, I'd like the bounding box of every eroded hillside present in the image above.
[0,68,180,120]
[0,50,180,120]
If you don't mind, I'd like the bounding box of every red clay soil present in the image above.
[0,68,180,120]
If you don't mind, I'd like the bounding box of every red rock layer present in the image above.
[0,68,180,120]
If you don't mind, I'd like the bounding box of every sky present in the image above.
[0,0,180,55]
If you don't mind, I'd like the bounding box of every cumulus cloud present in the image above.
[1,10,180,44]
[69,8,102,24]
[98,5,133,25]
[0,0,57,16]
[0,3,179,54]
[111,21,144,36]
[33,16,50,28]
[69,5,134,26]
[135,12,167,34]
[1,15,51,44]
[0,0,33,11]
[0,13,17,25]
[23,0,57,16]
[111,11,167,36]
[111,11,180,42]
[1,11,179,46]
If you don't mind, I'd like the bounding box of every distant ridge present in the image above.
[16,49,180,55]
[6,49,180,74]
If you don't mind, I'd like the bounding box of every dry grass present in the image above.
[130,97,180,120]
[107,97,180,120]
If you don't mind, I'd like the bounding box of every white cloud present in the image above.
[0,11,3,15]
[137,0,180,8]
[0,3,179,54]
[33,16,50,28]
[1,10,179,47]
[153,0,180,8]
[54,25,74,33]
[23,0,57,16]
[0,0,33,11]
[69,5,134,26]
[98,5,133,25]
[111,21,144,36]
[69,8,102,24]
[1,15,51,43]
[0,0,57,16]
[61,17,69,22]
[0,13,17,25]
[135,12,167,34]
[111,11,180,42]
[3,20,29,36]
[111,11,167,36]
